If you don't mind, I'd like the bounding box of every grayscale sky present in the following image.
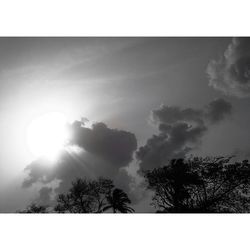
[1,37,250,212]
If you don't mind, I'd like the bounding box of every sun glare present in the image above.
[26,112,69,162]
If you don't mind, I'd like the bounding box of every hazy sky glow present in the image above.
[1,37,250,212]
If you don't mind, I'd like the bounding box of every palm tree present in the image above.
[102,188,134,213]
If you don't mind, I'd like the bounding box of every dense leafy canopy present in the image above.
[145,157,250,212]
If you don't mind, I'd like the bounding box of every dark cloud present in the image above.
[69,121,137,167]
[205,98,232,123]
[136,99,232,172]
[137,107,206,172]
[23,121,137,204]
[23,150,91,191]
[207,37,250,97]
[151,105,204,125]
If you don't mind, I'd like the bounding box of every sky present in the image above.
[1,37,250,212]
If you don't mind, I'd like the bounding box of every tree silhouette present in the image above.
[189,157,250,212]
[145,157,250,213]
[102,188,134,213]
[54,178,112,213]
[18,203,48,213]
[54,177,134,213]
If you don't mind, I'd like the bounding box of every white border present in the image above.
[0,214,249,250]
[0,0,249,36]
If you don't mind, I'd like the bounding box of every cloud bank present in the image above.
[207,37,250,97]
[23,121,137,204]
[136,99,232,172]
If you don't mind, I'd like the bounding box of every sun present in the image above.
[26,112,69,161]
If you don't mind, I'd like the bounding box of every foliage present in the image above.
[18,203,48,213]
[54,178,113,213]
[102,188,134,213]
[145,157,250,213]
[54,177,134,213]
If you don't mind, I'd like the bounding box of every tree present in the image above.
[18,203,48,213]
[102,188,134,213]
[54,178,113,213]
[145,157,250,213]
[54,177,134,213]
[190,157,250,212]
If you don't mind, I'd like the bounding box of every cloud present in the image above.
[207,37,250,97]
[151,106,204,125]
[23,150,92,191]
[23,121,137,204]
[205,98,232,123]
[69,121,137,167]
[136,99,232,172]
[37,187,53,205]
